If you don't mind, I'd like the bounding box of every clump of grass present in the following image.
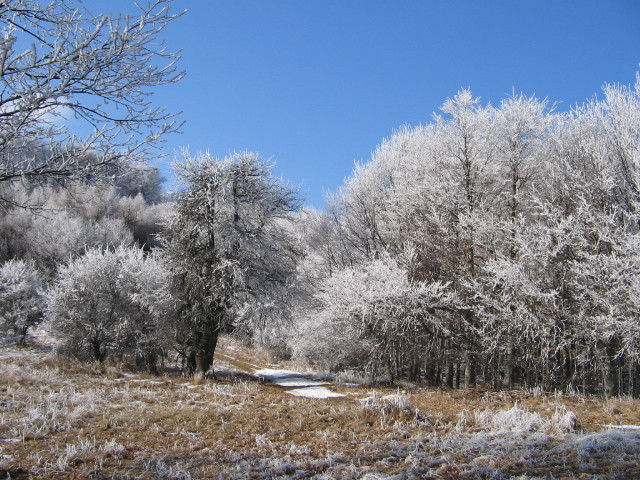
[360,390,414,414]
[456,403,579,435]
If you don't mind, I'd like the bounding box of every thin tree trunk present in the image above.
[446,361,454,388]
[503,342,515,389]
[465,353,476,388]
[603,342,619,398]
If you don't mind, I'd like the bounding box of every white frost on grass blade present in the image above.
[287,387,345,398]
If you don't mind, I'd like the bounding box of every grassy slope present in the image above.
[0,337,639,479]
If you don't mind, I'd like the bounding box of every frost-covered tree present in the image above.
[422,90,500,386]
[0,175,172,273]
[0,258,44,344]
[115,164,165,204]
[471,93,553,388]
[472,77,640,395]
[46,246,171,369]
[25,212,134,275]
[0,0,183,202]
[163,151,300,377]
[596,72,640,214]
[530,84,640,395]
[493,93,551,248]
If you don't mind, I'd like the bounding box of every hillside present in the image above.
[1,336,640,479]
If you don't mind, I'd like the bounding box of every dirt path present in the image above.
[214,346,345,398]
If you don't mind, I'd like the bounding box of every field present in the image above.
[1,336,640,479]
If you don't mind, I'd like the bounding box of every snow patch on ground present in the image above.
[253,368,328,387]
[253,368,302,379]
[253,367,342,398]
[273,377,328,388]
[602,424,640,430]
[287,387,345,398]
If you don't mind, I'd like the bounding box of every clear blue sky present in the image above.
[116,1,639,207]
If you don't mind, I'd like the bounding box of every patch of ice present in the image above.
[287,387,344,399]
[253,368,329,387]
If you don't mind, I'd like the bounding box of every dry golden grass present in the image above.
[0,337,639,479]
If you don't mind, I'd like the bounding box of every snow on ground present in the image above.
[602,424,640,430]
[273,377,329,388]
[287,386,345,398]
[252,367,343,398]
[253,368,328,387]
[252,368,302,379]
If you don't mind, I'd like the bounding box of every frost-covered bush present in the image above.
[46,246,172,369]
[291,253,461,381]
[0,259,45,343]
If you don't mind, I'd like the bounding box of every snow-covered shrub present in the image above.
[0,258,45,343]
[46,246,172,369]
[291,253,461,381]
[473,405,548,433]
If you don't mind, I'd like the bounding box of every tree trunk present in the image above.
[604,360,617,398]
[91,338,105,363]
[503,342,515,389]
[446,361,454,388]
[465,353,476,388]
[194,329,219,380]
[603,342,619,398]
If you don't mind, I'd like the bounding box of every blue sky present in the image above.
[121,1,639,207]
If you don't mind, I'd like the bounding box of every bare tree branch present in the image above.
[0,0,184,199]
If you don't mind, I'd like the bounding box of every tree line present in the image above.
[293,82,640,398]
[1,0,639,397]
